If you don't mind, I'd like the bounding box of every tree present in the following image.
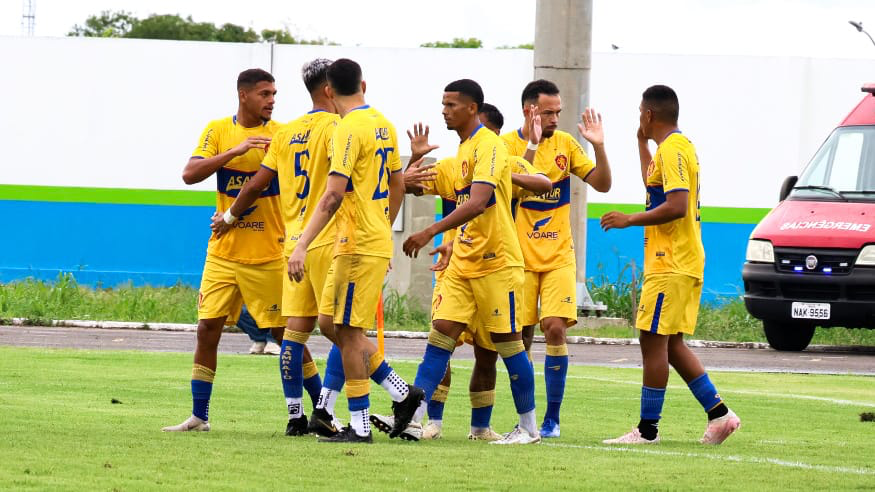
[420,37,483,48]
[67,10,136,37]
[260,28,336,45]
[497,43,534,50]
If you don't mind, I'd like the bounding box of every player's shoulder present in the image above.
[264,119,283,132]
[204,115,235,131]
[500,129,523,144]
[552,130,584,149]
[657,132,694,158]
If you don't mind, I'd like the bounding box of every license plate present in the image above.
[791,302,831,320]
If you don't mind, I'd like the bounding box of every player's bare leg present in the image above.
[521,325,535,354]
[490,331,539,445]
[539,316,569,438]
[468,343,501,441]
[667,334,740,444]
[162,316,226,432]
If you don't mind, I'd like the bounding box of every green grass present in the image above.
[0,346,873,490]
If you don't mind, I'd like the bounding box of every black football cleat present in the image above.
[285,414,309,436]
[307,408,340,438]
[389,385,425,439]
[318,426,372,443]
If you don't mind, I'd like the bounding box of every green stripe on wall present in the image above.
[1,184,770,224]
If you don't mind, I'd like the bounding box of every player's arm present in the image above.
[182,136,271,185]
[404,158,437,194]
[402,182,493,258]
[512,172,551,195]
[576,108,612,192]
[600,191,687,230]
[288,173,347,281]
[522,104,541,164]
[637,127,652,185]
[388,169,405,224]
[210,166,277,237]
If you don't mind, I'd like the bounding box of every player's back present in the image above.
[266,110,340,256]
[329,105,402,259]
[644,131,704,279]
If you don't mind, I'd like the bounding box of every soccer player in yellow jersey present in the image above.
[163,69,291,432]
[209,59,347,438]
[600,85,740,445]
[288,59,424,443]
[401,79,541,445]
[501,79,613,438]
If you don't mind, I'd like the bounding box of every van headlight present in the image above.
[746,239,775,263]
[856,245,875,266]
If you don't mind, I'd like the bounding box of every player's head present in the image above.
[237,68,276,121]
[521,79,561,138]
[640,84,679,138]
[327,58,365,98]
[301,58,336,112]
[442,79,483,131]
[478,102,504,135]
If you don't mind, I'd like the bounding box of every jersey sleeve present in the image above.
[329,123,359,179]
[659,141,691,193]
[471,138,504,188]
[191,122,219,159]
[568,136,596,180]
[261,129,281,172]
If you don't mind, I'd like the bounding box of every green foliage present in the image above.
[67,10,136,38]
[260,28,336,45]
[421,37,483,48]
[497,43,534,50]
[587,261,641,322]
[381,288,430,331]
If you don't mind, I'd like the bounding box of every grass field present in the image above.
[1,346,873,490]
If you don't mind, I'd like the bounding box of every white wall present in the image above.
[2,35,873,209]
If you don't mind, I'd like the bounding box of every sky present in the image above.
[2,0,875,58]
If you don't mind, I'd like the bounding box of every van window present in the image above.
[794,126,875,200]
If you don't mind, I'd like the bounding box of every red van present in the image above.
[743,84,875,351]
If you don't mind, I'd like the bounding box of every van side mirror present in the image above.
[779,175,798,201]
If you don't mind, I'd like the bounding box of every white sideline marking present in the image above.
[544,443,875,476]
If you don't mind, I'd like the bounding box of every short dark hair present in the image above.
[444,79,484,111]
[301,58,332,94]
[478,102,504,130]
[642,85,679,124]
[237,68,274,91]
[327,58,363,96]
[521,79,559,107]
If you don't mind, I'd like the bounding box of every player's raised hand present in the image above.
[600,211,631,231]
[637,125,648,142]
[403,230,433,258]
[231,136,271,156]
[287,247,307,282]
[577,108,604,146]
[524,104,542,145]
[428,240,454,272]
[210,211,233,238]
[407,122,439,159]
[404,157,437,193]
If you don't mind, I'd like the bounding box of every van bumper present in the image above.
[742,262,875,328]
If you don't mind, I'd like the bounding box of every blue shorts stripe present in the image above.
[343,282,356,326]
[509,291,516,333]
[650,292,665,333]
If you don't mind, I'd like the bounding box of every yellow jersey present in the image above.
[262,110,340,256]
[329,105,402,259]
[448,124,523,278]
[192,115,284,264]
[644,131,704,279]
[502,129,596,272]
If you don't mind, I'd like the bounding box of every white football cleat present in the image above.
[422,422,442,440]
[249,341,266,354]
[603,428,659,444]
[263,342,281,355]
[701,409,741,445]
[162,415,210,432]
[489,425,541,445]
[467,427,503,442]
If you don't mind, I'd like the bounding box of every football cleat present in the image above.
[389,385,425,438]
[700,409,741,445]
[307,408,340,438]
[370,414,422,441]
[249,341,266,354]
[318,425,372,443]
[539,418,560,439]
[162,415,210,432]
[603,428,660,444]
[490,425,541,445]
[422,422,442,440]
[467,427,503,441]
[263,342,281,355]
[285,414,309,436]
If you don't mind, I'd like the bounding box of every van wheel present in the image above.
[763,321,815,351]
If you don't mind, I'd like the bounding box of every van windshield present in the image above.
[793,126,875,201]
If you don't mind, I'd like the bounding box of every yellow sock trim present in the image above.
[191,363,215,383]
[368,351,385,376]
[527,350,533,363]
[546,344,569,357]
[470,390,495,409]
[432,384,450,403]
[494,340,525,358]
[346,379,370,399]
[302,361,319,379]
[428,329,457,352]
[283,329,311,344]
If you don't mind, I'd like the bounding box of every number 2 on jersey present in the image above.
[372,147,394,200]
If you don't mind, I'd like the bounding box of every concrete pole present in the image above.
[534,0,597,306]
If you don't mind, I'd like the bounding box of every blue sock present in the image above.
[370,360,392,385]
[280,340,305,400]
[191,380,212,421]
[323,344,345,392]
[413,344,453,400]
[302,366,322,409]
[688,373,723,412]
[641,386,666,420]
[502,352,536,414]
[544,353,568,423]
[471,406,493,428]
[428,400,445,421]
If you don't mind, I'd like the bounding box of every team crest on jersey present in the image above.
[461,160,469,178]
[646,160,656,177]
[555,154,568,171]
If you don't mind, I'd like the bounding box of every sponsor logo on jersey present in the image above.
[461,160,469,178]
[555,154,568,171]
[375,127,390,141]
[646,160,655,177]
[226,175,252,191]
[482,252,496,260]
[289,129,311,145]
[527,216,558,239]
